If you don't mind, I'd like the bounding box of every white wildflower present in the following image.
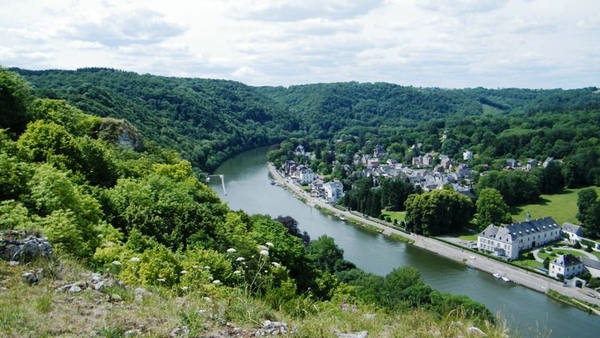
[271,262,281,268]
[180,270,188,275]
[257,245,268,251]
[260,250,269,256]
[204,266,211,270]
[192,265,199,269]
[227,248,237,253]
[236,257,245,262]
[265,242,274,248]
[130,257,140,263]
[157,278,166,283]
[181,286,189,291]
[212,280,221,285]
[112,260,121,266]
[233,270,242,275]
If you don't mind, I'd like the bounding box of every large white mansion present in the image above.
[477,215,562,260]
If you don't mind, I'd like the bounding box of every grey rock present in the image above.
[94,281,105,291]
[22,272,39,285]
[467,327,485,336]
[68,285,82,293]
[255,320,288,336]
[335,331,368,338]
[170,326,189,337]
[1,231,52,262]
[124,329,142,336]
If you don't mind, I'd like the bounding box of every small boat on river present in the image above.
[493,272,502,279]
[502,276,511,282]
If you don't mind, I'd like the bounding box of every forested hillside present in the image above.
[14,68,600,178]
[13,68,300,172]
[1,68,504,336]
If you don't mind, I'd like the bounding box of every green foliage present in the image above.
[475,188,512,230]
[405,189,474,235]
[577,188,600,237]
[476,170,540,206]
[0,67,32,134]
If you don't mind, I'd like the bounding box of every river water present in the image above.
[209,147,599,337]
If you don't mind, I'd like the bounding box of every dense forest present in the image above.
[13,68,600,181]
[1,68,501,335]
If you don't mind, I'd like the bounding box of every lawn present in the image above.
[381,211,406,223]
[510,186,600,225]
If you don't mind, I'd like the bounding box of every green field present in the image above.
[510,187,600,225]
[381,211,406,223]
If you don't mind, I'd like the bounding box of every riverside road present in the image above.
[267,163,600,310]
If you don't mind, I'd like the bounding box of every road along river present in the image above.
[209,147,600,337]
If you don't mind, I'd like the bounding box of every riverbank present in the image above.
[267,163,600,311]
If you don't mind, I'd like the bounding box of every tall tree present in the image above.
[577,188,600,237]
[405,189,473,235]
[475,188,512,231]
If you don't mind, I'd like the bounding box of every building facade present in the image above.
[549,254,584,279]
[477,216,562,260]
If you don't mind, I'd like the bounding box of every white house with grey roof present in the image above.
[549,254,584,279]
[477,215,562,260]
[562,222,584,243]
[323,181,344,203]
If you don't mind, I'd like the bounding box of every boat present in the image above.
[502,276,511,282]
[270,180,276,185]
[493,272,502,279]
[339,215,347,221]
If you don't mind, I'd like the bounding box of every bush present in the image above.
[539,247,545,253]
[586,245,594,253]
[546,246,553,252]
[543,258,550,269]
[574,241,582,249]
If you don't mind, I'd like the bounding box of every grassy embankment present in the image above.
[0,258,510,337]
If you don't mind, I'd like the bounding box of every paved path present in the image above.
[268,163,600,309]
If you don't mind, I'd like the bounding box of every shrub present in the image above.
[539,247,545,253]
[574,241,582,249]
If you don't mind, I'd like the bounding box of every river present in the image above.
[209,147,599,337]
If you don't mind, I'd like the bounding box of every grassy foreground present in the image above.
[0,258,516,338]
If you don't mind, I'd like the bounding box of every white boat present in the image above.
[338,216,347,221]
[502,276,511,282]
[493,272,502,279]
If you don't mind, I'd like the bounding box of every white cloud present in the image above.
[233,0,384,21]
[61,8,187,47]
[0,0,598,89]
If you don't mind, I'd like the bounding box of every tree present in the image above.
[475,170,540,206]
[306,235,355,274]
[577,188,600,237]
[0,68,32,134]
[404,189,473,235]
[475,188,512,231]
[274,215,310,245]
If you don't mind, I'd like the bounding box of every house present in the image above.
[323,181,344,203]
[463,150,473,161]
[526,159,537,170]
[562,222,584,243]
[543,157,554,168]
[506,158,518,168]
[581,257,600,278]
[477,215,562,260]
[549,254,585,279]
[295,165,315,184]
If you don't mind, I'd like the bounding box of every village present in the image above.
[273,143,600,304]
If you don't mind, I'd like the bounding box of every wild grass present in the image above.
[0,257,518,337]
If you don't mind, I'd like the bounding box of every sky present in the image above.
[1,0,599,89]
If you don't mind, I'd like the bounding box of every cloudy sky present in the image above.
[1,0,599,88]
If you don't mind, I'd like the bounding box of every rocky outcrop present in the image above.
[0,230,52,262]
[97,118,144,151]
